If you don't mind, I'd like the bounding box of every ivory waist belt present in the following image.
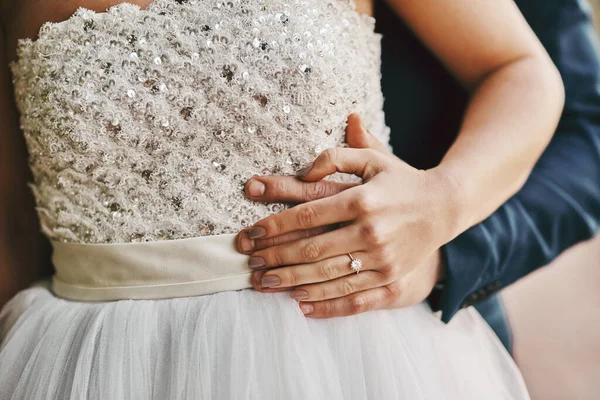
[51,234,252,301]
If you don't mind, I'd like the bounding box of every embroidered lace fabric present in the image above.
[11,0,389,244]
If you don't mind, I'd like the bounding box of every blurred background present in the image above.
[500,3,600,397]
[595,0,600,31]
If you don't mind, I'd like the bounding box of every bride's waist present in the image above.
[51,233,253,302]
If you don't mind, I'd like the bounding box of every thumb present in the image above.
[346,114,389,153]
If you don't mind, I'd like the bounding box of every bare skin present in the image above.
[0,0,375,308]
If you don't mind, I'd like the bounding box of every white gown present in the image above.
[0,0,530,398]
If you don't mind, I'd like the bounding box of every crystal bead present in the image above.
[180,107,193,120]
[212,161,226,171]
[199,224,215,235]
[142,169,153,183]
[129,233,145,242]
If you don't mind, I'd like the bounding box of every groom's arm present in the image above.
[439,0,600,322]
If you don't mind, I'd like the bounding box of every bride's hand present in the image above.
[236,115,460,317]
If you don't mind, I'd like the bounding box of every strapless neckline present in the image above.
[18,0,374,48]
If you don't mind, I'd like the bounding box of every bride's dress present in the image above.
[0,0,529,398]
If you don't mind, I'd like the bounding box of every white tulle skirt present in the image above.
[0,282,529,399]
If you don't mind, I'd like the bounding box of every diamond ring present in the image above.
[348,253,363,274]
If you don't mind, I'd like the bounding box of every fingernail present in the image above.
[296,163,313,177]
[291,290,309,300]
[247,180,265,198]
[240,233,255,252]
[248,227,266,239]
[300,303,314,315]
[261,275,281,288]
[248,256,266,269]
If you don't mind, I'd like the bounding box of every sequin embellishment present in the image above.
[12,0,389,243]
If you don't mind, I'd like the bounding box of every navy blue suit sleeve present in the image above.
[439,0,600,322]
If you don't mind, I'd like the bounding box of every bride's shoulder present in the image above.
[3,0,154,42]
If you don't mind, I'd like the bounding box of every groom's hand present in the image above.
[235,115,445,318]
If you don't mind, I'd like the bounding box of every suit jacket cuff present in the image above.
[438,225,493,323]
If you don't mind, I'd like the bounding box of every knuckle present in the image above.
[271,179,291,197]
[349,295,368,314]
[378,248,396,268]
[321,300,334,316]
[340,279,356,296]
[380,285,398,306]
[322,148,337,164]
[301,241,323,261]
[363,150,384,174]
[287,269,300,287]
[320,260,338,280]
[320,286,330,300]
[270,235,286,246]
[272,217,287,236]
[303,182,327,201]
[380,264,397,280]
[352,192,375,213]
[383,285,398,299]
[297,205,318,229]
[271,251,285,267]
[359,222,383,246]
[362,160,380,180]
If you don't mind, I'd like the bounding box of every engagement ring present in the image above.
[348,253,363,274]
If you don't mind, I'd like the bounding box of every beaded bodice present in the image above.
[11,0,389,244]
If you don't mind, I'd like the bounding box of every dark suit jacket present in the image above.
[376,0,600,322]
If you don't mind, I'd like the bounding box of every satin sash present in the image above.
[51,234,253,301]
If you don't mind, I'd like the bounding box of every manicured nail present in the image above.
[297,163,313,177]
[240,233,255,252]
[247,179,265,198]
[300,303,314,315]
[291,290,309,300]
[261,275,281,288]
[248,227,266,239]
[248,256,266,269]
